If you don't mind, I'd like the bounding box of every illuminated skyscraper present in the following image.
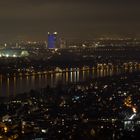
[48,32,58,49]
[60,38,66,48]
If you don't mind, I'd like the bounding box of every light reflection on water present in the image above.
[0,65,139,97]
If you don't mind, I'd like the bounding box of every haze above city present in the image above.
[0,0,140,42]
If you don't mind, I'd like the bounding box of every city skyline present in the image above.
[0,0,139,42]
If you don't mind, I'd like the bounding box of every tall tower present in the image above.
[48,32,58,49]
[60,38,66,49]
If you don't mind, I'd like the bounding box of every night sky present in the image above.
[0,0,140,42]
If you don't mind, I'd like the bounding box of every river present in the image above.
[0,64,140,97]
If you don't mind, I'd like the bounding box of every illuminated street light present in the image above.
[6,54,9,57]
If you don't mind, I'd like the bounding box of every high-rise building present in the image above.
[60,38,66,49]
[47,32,58,49]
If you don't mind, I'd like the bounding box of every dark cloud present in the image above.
[0,0,139,41]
